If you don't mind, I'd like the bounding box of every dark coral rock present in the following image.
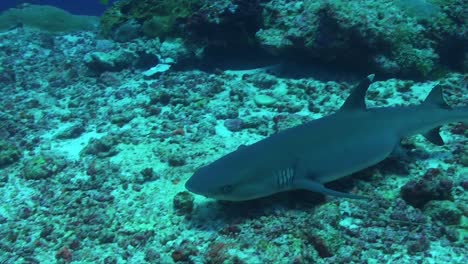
[112,19,142,42]
[423,168,442,179]
[441,227,460,242]
[134,50,160,69]
[101,0,204,39]
[171,240,198,262]
[69,239,81,250]
[186,0,263,47]
[214,106,239,120]
[171,250,190,262]
[83,50,135,74]
[242,72,278,89]
[423,200,462,225]
[146,105,162,116]
[99,232,115,244]
[305,233,333,258]
[313,203,341,227]
[149,91,171,105]
[55,123,85,139]
[128,231,154,247]
[219,225,241,238]
[0,67,16,85]
[110,112,135,127]
[22,155,65,180]
[55,247,73,263]
[40,224,55,239]
[224,118,244,132]
[205,242,228,264]
[461,180,468,190]
[139,167,159,182]
[449,123,467,135]
[173,191,194,215]
[0,140,21,167]
[400,171,453,208]
[0,214,7,224]
[103,256,118,264]
[168,154,186,167]
[0,173,9,188]
[390,199,428,224]
[98,72,122,87]
[81,135,119,158]
[18,206,35,219]
[144,248,161,263]
[458,152,468,167]
[91,191,115,203]
[407,234,430,254]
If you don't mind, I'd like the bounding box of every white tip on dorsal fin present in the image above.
[423,84,451,110]
[340,74,375,112]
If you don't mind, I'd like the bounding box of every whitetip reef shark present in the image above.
[185,75,467,201]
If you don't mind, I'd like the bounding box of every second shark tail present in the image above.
[423,84,468,123]
[420,84,467,144]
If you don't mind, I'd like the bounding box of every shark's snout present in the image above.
[184,176,197,193]
[185,172,208,196]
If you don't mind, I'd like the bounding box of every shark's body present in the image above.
[185,75,467,201]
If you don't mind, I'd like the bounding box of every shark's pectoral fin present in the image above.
[423,126,444,146]
[293,158,368,199]
[296,179,368,200]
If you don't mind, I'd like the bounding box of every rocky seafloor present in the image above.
[0,5,467,264]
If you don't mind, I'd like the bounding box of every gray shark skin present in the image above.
[185,75,468,201]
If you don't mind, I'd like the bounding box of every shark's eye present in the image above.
[220,185,234,194]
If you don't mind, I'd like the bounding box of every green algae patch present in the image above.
[100,0,204,38]
[22,155,65,180]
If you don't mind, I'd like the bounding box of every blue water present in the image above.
[0,0,119,16]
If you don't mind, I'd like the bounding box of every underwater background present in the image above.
[0,0,466,263]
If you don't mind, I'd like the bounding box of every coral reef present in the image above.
[257,0,466,77]
[0,141,21,167]
[100,0,205,39]
[99,0,467,77]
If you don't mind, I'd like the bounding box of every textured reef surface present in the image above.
[0,1,467,264]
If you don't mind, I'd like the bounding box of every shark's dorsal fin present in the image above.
[340,74,375,112]
[237,144,247,150]
[423,126,444,146]
[423,84,451,109]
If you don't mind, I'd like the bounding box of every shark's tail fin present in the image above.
[422,84,451,110]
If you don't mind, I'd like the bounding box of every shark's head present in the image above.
[185,145,268,201]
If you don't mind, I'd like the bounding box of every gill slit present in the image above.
[276,167,295,189]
